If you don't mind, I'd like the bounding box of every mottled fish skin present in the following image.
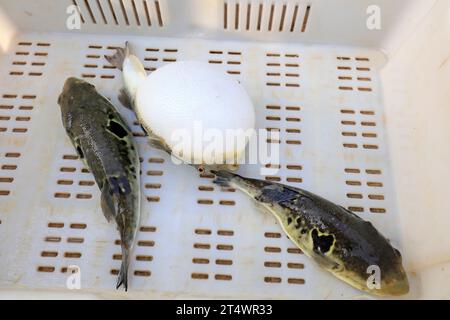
[213,170,409,297]
[58,77,141,291]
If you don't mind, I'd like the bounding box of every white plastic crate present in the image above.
[0,0,448,299]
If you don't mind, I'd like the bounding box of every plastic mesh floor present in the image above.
[0,33,398,299]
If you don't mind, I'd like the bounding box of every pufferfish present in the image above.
[212,170,409,296]
[58,77,141,291]
[105,42,254,172]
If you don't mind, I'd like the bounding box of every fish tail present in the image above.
[116,244,130,291]
[105,42,130,71]
[211,170,239,188]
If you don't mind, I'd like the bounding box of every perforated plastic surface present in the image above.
[0,31,405,298]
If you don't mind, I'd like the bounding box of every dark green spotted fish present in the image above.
[58,77,140,291]
[212,170,409,296]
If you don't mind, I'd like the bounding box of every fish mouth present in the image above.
[378,273,410,296]
[63,77,83,89]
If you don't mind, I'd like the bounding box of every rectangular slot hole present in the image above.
[45,236,61,243]
[268,4,274,31]
[37,266,55,272]
[287,248,302,254]
[246,2,251,30]
[287,263,304,269]
[5,153,21,158]
[224,1,228,29]
[140,226,156,232]
[197,199,213,205]
[136,255,153,261]
[217,230,234,236]
[264,232,281,238]
[345,168,360,174]
[347,193,363,199]
[191,273,208,280]
[67,237,84,243]
[119,0,130,25]
[264,246,281,253]
[193,258,209,264]
[48,222,64,228]
[193,243,210,250]
[215,274,232,281]
[279,4,287,31]
[367,182,383,187]
[264,277,281,283]
[235,3,240,30]
[137,240,155,247]
[64,252,82,258]
[264,261,281,268]
[41,251,58,257]
[290,4,299,32]
[131,0,140,25]
[288,278,305,285]
[370,208,386,213]
[134,270,151,277]
[155,0,163,26]
[57,180,73,185]
[219,200,235,206]
[217,244,233,251]
[195,229,211,235]
[257,3,263,31]
[70,223,87,229]
[146,196,160,202]
[346,180,361,186]
[368,194,384,200]
[301,5,311,32]
[216,259,232,266]
[145,183,162,189]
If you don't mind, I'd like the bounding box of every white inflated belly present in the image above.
[135,61,255,165]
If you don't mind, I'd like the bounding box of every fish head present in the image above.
[376,248,409,296]
[58,77,96,110]
[235,176,271,198]
[333,243,409,297]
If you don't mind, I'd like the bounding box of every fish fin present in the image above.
[116,244,130,291]
[256,184,299,203]
[211,170,237,188]
[146,132,173,154]
[118,88,133,110]
[100,183,117,223]
[73,138,84,160]
[104,42,130,71]
[147,137,167,151]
